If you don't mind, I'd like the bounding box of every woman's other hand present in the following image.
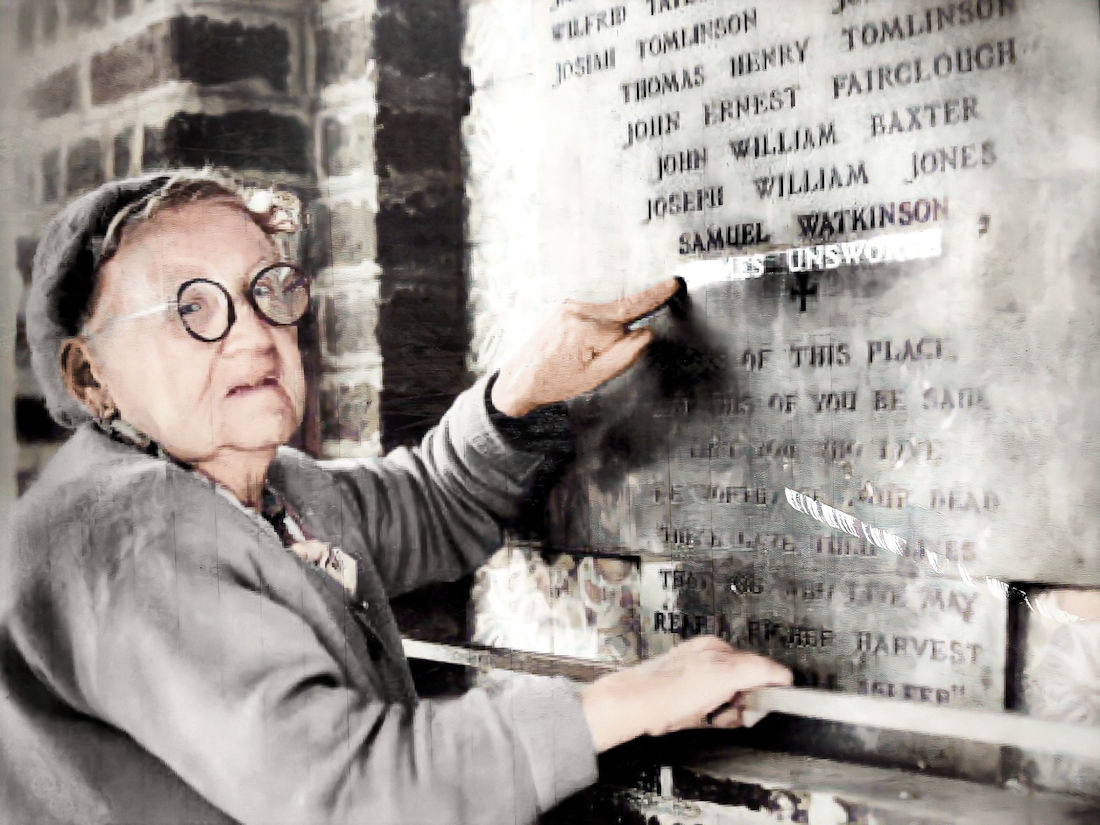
[490,278,681,417]
[580,636,793,752]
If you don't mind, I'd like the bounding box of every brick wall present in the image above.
[312,0,383,458]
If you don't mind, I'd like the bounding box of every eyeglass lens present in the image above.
[178,280,231,341]
[253,264,309,325]
[177,265,309,342]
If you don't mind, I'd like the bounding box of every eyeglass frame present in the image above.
[83,263,311,344]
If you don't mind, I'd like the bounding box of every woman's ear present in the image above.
[60,338,115,420]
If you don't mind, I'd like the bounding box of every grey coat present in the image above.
[0,376,597,824]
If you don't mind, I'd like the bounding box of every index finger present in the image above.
[569,278,682,324]
[721,652,794,691]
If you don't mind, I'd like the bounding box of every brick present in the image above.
[113,128,133,176]
[306,200,376,269]
[66,137,104,195]
[27,65,79,119]
[141,126,165,169]
[113,0,133,16]
[16,237,39,286]
[377,178,461,214]
[15,317,31,371]
[42,149,60,202]
[170,15,290,92]
[15,396,67,444]
[320,381,379,443]
[41,1,60,42]
[151,110,309,173]
[316,16,370,86]
[377,280,467,355]
[375,1,460,78]
[67,0,104,29]
[375,200,462,267]
[376,64,471,115]
[91,24,172,105]
[321,291,379,358]
[17,1,35,52]
[377,278,469,448]
[374,109,458,175]
[321,112,374,177]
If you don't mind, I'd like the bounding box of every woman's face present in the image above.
[84,200,307,462]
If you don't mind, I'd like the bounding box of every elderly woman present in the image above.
[1,170,790,824]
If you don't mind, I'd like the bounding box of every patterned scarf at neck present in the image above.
[95,416,360,597]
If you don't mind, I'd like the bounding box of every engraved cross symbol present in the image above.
[789,272,818,312]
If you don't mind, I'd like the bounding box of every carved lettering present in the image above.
[868,337,946,364]
[858,680,960,704]
[624,110,681,148]
[729,37,810,77]
[747,620,835,649]
[906,139,996,182]
[832,0,876,13]
[929,489,1000,513]
[729,121,837,160]
[741,347,773,371]
[656,147,707,181]
[847,582,900,604]
[553,47,616,87]
[842,1,1017,50]
[833,38,1017,98]
[812,391,857,412]
[636,10,757,59]
[622,64,704,104]
[768,393,798,413]
[920,587,979,622]
[754,161,868,199]
[647,0,709,14]
[645,184,722,221]
[789,342,850,367]
[872,96,979,137]
[922,387,987,410]
[653,611,713,635]
[816,536,877,556]
[710,486,769,505]
[711,393,754,416]
[913,538,978,564]
[858,482,909,508]
[797,197,947,239]
[878,439,944,463]
[872,389,905,411]
[704,84,798,125]
[550,5,626,41]
[728,573,764,595]
[678,221,770,254]
[660,570,712,589]
[857,631,983,664]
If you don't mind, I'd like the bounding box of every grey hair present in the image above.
[96,168,301,285]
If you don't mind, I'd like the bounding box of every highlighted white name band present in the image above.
[677,228,943,288]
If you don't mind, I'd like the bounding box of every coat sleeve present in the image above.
[320,373,572,596]
[61,526,598,825]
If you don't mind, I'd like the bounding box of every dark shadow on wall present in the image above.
[374,0,474,451]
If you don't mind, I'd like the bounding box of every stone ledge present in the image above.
[670,746,1099,825]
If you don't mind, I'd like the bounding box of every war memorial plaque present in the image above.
[461,0,1098,771]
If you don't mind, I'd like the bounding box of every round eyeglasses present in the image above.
[176,264,310,342]
[88,264,310,343]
